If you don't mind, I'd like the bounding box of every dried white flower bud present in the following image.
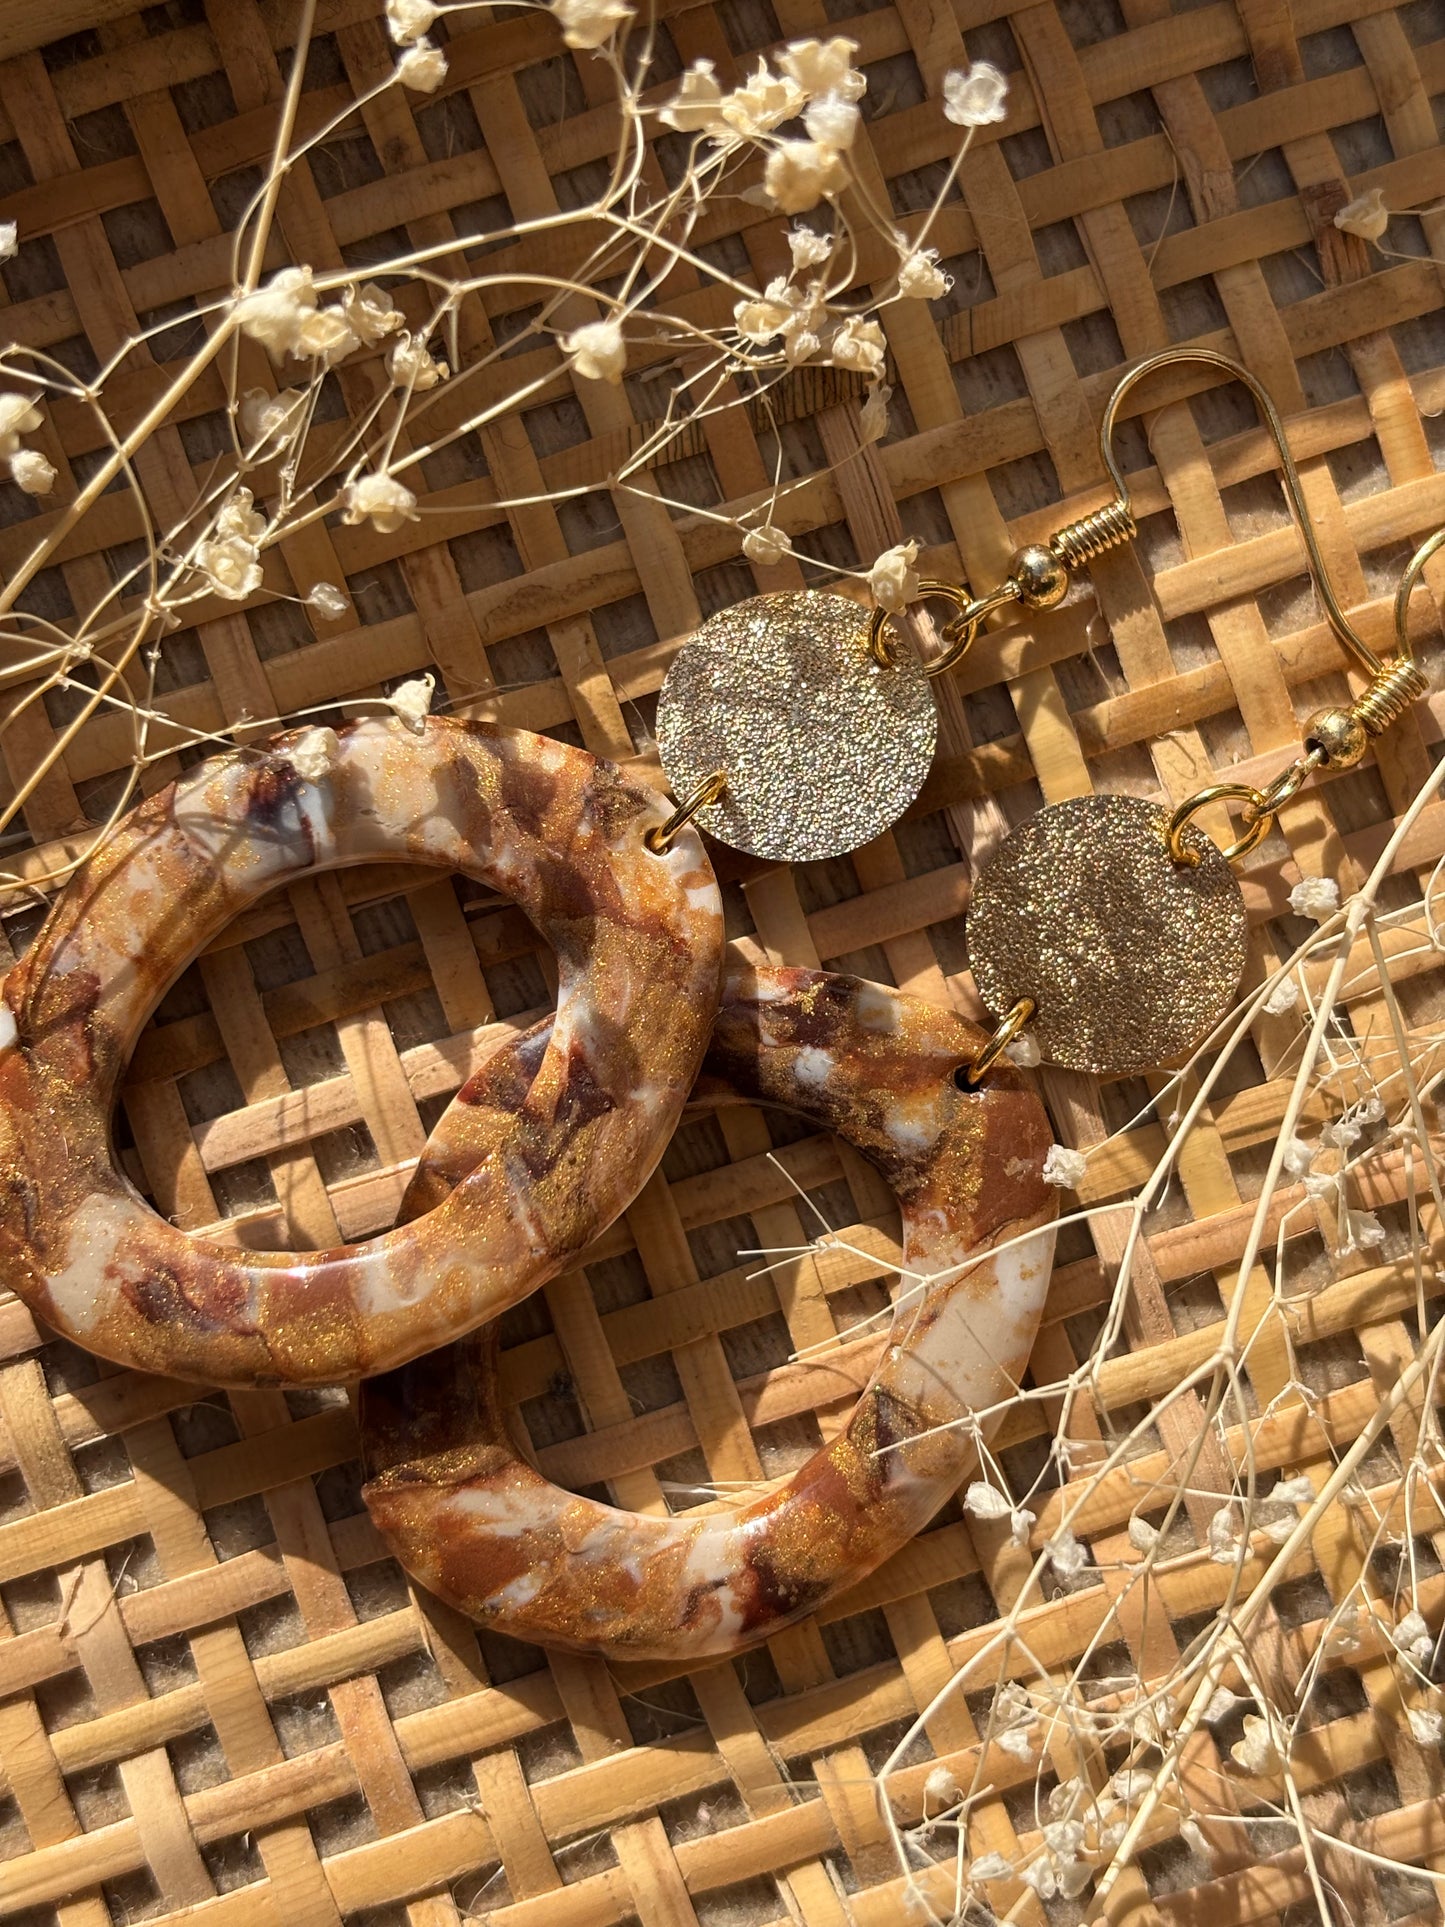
[307,581,348,620]
[235,266,317,359]
[397,39,448,90]
[734,292,795,344]
[10,448,54,495]
[0,222,16,263]
[551,0,633,48]
[1395,1609,1433,1661]
[1020,1850,1091,1900]
[388,332,449,390]
[1271,1475,1314,1504]
[197,534,262,601]
[1280,1135,1315,1178]
[387,672,436,732]
[996,1724,1034,1760]
[1345,1209,1387,1251]
[1229,1712,1279,1776]
[0,1006,16,1052]
[1108,1768,1156,1805]
[897,248,948,299]
[1334,187,1389,240]
[343,281,405,345]
[778,37,867,101]
[1004,1029,1040,1067]
[1409,1706,1443,1744]
[288,726,340,783]
[342,472,420,534]
[964,1480,1012,1520]
[763,139,846,214]
[859,381,891,444]
[1263,973,1300,1014]
[1127,1515,1159,1552]
[563,317,626,383]
[1046,1526,1088,1577]
[803,90,860,151]
[1041,1143,1087,1188]
[742,524,789,567]
[788,225,833,269]
[294,306,358,364]
[1322,1602,1362,1656]
[1288,874,1339,921]
[217,487,266,544]
[241,387,306,449]
[923,1765,959,1807]
[720,60,805,137]
[385,0,439,45]
[827,314,886,376]
[1009,1506,1035,1547]
[1207,1505,1241,1563]
[943,61,1009,127]
[969,1851,1013,1882]
[867,538,919,614]
[659,59,726,134]
[0,392,42,456]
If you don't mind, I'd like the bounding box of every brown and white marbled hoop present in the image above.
[0,717,724,1386]
[360,964,1058,1661]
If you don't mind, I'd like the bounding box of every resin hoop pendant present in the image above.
[360,965,1058,1660]
[0,717,723,1386]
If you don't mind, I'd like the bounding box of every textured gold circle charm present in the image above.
[656,591,937,863]
[968,794,1249,1077]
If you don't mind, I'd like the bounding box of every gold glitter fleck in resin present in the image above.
[968,793,1249,1077]
[656,591,937,862]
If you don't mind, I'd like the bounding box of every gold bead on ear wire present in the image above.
[1301,706,1369,769]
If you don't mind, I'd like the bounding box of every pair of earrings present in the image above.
[363,343,1439,1661]
[653,346,1434,1081]
[0,345,1431,1662]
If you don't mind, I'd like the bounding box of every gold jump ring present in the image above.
[958,997,1036,1087]
[867,580,982,678]
[1166,783,1274,865]
[645,770,728,853]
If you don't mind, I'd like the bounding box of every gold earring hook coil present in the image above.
[646,769,727,853]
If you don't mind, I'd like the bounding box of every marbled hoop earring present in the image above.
[0,716,723,1386]
[360,964,1058,1661]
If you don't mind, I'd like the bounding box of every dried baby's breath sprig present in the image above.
[0,0,1010,895]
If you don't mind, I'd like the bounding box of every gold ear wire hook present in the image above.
[1394,524,1445,662]
[869,347,1432,748]
[1095,345,1426,688]
[1135,348,1434,867]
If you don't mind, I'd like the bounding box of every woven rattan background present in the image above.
[0,0,1444,1922]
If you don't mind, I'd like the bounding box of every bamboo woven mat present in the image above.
[1,0,1444,1923]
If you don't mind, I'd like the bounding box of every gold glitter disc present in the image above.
[967,793,1248,1076]
[656,591,937,863]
